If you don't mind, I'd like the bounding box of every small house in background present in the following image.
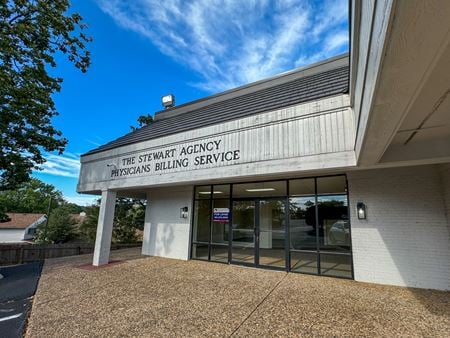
[71,211,87,226]
[0,213,47,243]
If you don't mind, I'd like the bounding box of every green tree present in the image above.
[0,0,92,190]
[0,178,63,214]
[35,205,76,244]
[78,202,99,242]
[79,198,145,244]
[60,201,85,214]
[130,114,153,131]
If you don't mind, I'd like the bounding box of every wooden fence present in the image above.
[0,243,141,266]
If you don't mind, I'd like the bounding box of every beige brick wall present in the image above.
[348,164,450,290]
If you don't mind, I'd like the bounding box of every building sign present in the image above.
[109,138,241,179]
[213,208,229,223]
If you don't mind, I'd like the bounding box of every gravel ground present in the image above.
[25,248,450,337]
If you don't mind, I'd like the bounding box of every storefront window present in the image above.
[320,253,352,278]
[290,178,315,195]
[193,199,210,243]
[289,197,316,250]
[213,185,230,198]
[290,251,317,274]
[317,195,350,252]
[195,185,212,199]
[192,185,231,264]
[191,175,352,279]
[232,181,286,198]
[211,199,230,245]
[317,176,347,194]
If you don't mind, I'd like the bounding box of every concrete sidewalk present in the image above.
[26,248,450,337]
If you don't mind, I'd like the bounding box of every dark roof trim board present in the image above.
[83,54,349,156]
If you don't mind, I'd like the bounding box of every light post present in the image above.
[41,194,53,259]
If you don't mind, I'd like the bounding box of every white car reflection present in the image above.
[328,220,350,245]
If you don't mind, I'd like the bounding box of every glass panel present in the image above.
[213,185,230,198]
[258,199,286,268]
[289,197,316,250]
[191,243,208,260]
[195,185,212,199]
[232,200,255,244]
[317,176,347,194]
[211,199,230,245]
[317,195,350,252]
[289,178,315,196]
[259,200,285,232]
[290,251,318,274]
[193,200,210,243]
[231,200,255,264]
[231,246,255,264]
[211,245,228,263]
[232,181,286,198]
[320,253,352,278]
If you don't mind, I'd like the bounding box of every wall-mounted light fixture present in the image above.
[180,206,188,219]
[357,202,367,220]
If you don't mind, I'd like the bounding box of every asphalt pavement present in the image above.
[0,262,43,338]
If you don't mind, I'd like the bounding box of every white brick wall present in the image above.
[439,163,450,234]
[348,165,450,290]
[142,186,193,260]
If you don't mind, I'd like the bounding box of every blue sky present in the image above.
[32,0,349,206]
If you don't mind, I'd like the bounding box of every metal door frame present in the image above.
[230,197,288,271]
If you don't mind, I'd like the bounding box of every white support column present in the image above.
[93,190,116,266]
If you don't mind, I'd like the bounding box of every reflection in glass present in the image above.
[320,253,352,278]
[289,197,316,250]
[193,200,210,243]
[211,245,228,263]
[317,176,347,194]
[195,185,212,199]
[191,243,208,260]
[213,185,230,198]
[258,199,286,268]
[289,178,315,196]
[317,195,350,251]
[232,201,255,244]
[231,247,255,264]
[291,252,317,274]
[231,200,255,264]
[191,175,352,278]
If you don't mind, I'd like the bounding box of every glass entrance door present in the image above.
[231,199,287,269]
[231,200,256,265]
[258,199,286,269]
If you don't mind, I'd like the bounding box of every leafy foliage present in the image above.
[130,114,153,131]
[78,202,99,243]
[0,178,63,214]
[0,0,91,190]
[79,198,146,244]
[35,205,76,244]
[0,178,86,231]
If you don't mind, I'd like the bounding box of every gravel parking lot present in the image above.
[26,248,450,337]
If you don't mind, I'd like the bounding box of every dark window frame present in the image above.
[190,174,354,279]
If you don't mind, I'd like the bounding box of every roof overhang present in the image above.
[351,0,450,167]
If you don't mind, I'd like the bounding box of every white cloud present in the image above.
[98,0,348,93]
[295,29,349,67]
[39,152,80,178]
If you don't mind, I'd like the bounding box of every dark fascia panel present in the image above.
[83,53,349,157]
